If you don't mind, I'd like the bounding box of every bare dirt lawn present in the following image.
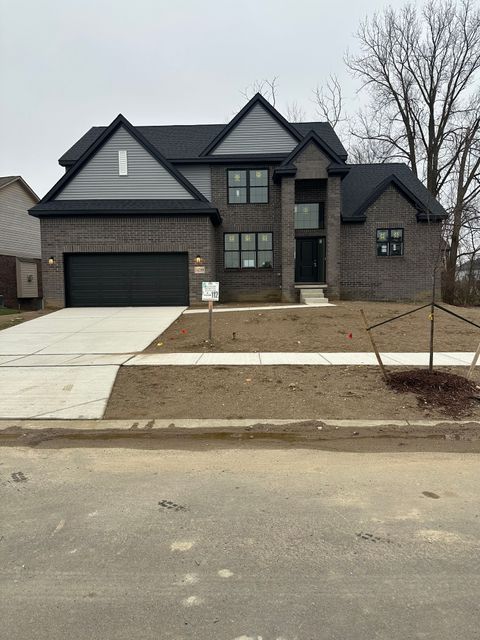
[145,301,480,354]
[0,308,50,331]
[105,365,480,421]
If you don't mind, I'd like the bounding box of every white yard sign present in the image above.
[202,281,219,302]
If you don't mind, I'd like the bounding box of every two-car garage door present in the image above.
[65,253,189,307]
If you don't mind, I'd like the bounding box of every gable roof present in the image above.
[58,120,347,167]
[0,176,39,201]
[273,130,349,180]
[199,93,302,156]
[40,114,208,205]
[342,164,447,221]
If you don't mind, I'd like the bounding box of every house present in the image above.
[0,176,42,309]
[30,94,446,308]
[457,258,480,281]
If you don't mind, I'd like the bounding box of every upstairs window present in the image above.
[118,150,128,175]
[228,169,268,204]
[224,232,273,269]
[294,203,325,229]
[376,228,404,256]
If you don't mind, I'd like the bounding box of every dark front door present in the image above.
[65,253,189,307]
[295,237,326,283]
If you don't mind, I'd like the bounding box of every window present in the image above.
[118,150,128,176]
[376,228,404,256]
[294,203,325,229]
[224,232,273,269]
[228,169,268,204]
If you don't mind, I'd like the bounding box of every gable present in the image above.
[211,103,298,156]
[292,141,331,179]
[56,127,194,200]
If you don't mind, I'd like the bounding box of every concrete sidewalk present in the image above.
[124,351,478,366]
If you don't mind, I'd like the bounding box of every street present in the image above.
[1,438,479,639]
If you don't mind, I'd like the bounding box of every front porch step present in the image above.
[304,297,329,305]
[297,286,329,305]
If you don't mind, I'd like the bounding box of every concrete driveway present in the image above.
[0,307,185,419]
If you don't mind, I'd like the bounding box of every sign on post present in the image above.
[202,281,219,302]
[202,282,219,341]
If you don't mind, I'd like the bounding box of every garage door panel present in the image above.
[65,253,189,307]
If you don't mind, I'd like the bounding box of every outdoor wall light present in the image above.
[48,256,56,266]
[194,255,204,265]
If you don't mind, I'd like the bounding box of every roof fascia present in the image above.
[41,114,207,203]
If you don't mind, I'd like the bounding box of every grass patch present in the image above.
[0,308,18,316]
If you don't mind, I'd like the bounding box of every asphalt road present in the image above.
[1,439,479,639]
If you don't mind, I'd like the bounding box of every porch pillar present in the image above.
[280,176,296,302]
[326,175,341,299]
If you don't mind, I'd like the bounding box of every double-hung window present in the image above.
[224,232,273,269]
[228,169,268,204]
[376,228,404,256]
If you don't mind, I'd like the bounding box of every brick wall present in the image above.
[0,254,42,310]
[340,185,442,301]
[211,165,282,302]
[40,216,216,307]
[291,144,341,299]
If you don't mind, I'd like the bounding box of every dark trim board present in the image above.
[64,252,190,307]
[38,114,207,205]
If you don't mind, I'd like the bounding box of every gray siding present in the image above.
[56,127,194,200]
[177,165,211,200]
[212,103,298,155]
[0,181,41,258]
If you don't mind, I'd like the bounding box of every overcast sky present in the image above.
[1,0,407,197]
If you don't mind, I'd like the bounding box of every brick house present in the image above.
[0,176,42,309]
[30,94,446,307]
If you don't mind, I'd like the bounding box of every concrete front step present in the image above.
[298,287,328,304]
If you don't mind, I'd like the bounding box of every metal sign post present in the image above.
[202,282,219,342]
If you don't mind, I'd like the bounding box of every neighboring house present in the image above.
[30,94,446,308]
[0,176,42,309]
[458,259,480,281]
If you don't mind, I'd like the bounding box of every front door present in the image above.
[295,237,326,283]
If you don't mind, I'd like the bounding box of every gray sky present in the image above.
[0,0,406,197]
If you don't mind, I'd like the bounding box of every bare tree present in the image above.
[313,74,344,128]
[285,101,306,123]
[240,76,279,107]
[346,0,480,303]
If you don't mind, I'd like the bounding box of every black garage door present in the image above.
[65,253,189,307]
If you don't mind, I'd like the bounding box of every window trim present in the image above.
[224,232,273,269]
[376,227,404,257]
[227,168,269,204]
[294,202,325,230]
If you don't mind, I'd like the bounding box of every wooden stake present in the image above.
[360,309,389,382]
[467,341,480,379]
[208,300,213,342]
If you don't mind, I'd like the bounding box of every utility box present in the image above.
[16,258,39,298]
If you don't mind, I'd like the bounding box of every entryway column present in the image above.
[280,176,296,301]
[326,176,341,299]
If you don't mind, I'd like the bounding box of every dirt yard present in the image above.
[105,365,480,420]
[0,308,48,331]
[146,301,480,353]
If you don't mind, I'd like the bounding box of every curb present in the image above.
[1,417,479,434]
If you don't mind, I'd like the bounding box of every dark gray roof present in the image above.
[58,121,347,166]
[30,198,221,224]
[342,163,447,220]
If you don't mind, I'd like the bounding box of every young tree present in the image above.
[346,0,480,302]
